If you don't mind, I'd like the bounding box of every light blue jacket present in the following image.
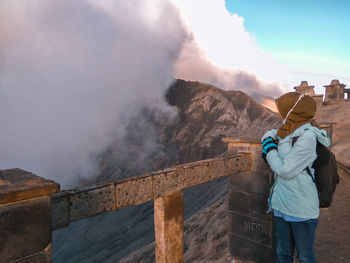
[263,123,330,219]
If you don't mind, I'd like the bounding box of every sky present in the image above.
[225,0,350,93]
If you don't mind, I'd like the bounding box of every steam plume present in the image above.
[172,0,288,96]
[0,0,290,187]
[0,0,187,187]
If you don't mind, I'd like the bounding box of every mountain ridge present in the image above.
[52,79,281,262]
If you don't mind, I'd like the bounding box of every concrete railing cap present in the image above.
[0,168,60,204]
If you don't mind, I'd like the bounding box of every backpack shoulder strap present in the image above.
[291,136,315,182]
[305,167,315,182]
[292,136,298,146]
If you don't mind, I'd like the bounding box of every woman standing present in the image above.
[261,92,330,263]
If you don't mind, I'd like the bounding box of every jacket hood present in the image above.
[289,123,330,147]
[307,125,331,147]
[275,92,319,139]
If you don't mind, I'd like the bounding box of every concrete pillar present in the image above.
[0,169,59,263]
[319,122,336,149]
[324,79,346,104]
[224,138,275,263]
[154,191,184,263]
[311,95,324,122]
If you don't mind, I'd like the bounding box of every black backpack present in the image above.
[292,137,339,208]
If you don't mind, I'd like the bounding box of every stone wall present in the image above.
[223,138,276,263]
[0,169,59,263]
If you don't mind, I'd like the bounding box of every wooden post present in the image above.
[154,191,184,263]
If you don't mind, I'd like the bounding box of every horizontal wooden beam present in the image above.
[51,183,115,229]
[51,153,253,230]
[222,137,261,147]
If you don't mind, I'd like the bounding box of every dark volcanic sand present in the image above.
[314,165,350,263]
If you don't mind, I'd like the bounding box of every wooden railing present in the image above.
[0,152,253,263]
[1,125,336,263]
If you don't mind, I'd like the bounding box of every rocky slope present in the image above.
[164,80,280,162]
[52,80,281,262]
[319,101,350,167]
[118,197,232,263]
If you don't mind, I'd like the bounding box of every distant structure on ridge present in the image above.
[294,79,349,105]
[294,81,316,96]
[293,79,349,125]
[324,79,349,103]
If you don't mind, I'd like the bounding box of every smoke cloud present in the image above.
[0,0,187,187]
[174,39,283,96]
[171,0,289,97]
[0,0,290,187]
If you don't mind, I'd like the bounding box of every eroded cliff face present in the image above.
[165,80,280,162]
[52,80,281,263]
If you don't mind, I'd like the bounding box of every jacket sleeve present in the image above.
[261,129,277,142]
[266,130,317,180]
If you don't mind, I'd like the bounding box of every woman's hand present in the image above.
[262,137,278,163]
